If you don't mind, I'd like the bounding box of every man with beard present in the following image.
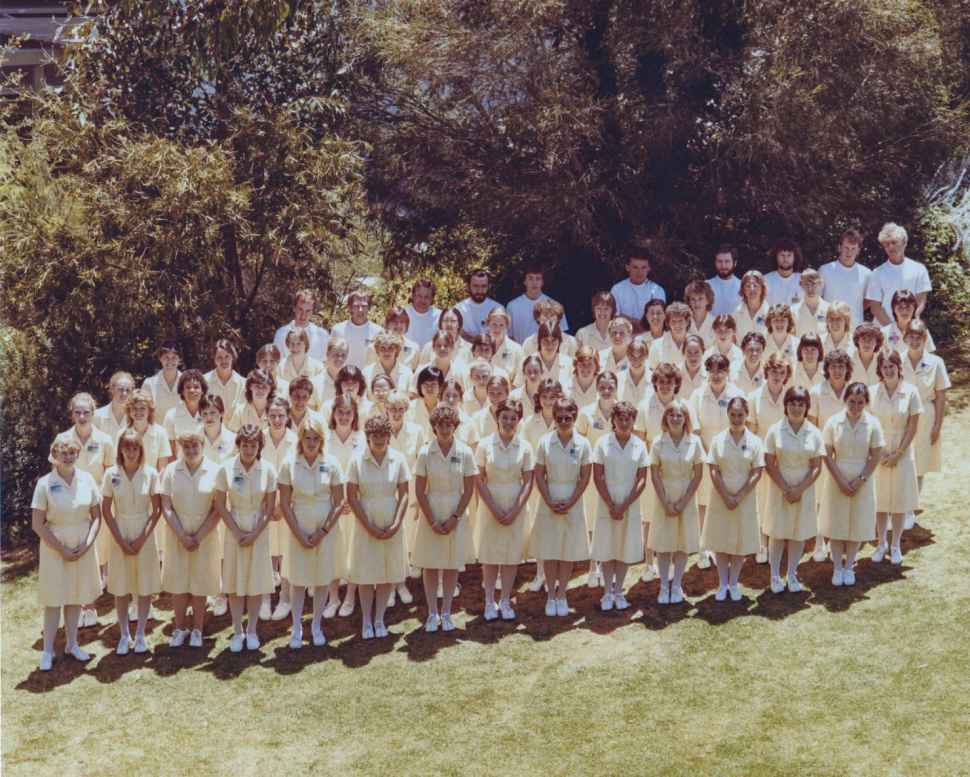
[404,278,442,348]
[819,228,872,327]
[865,222,931,326]
[273,288,330,361]
[609,245,667,324]
[764,238,805,306]
[706,244,742,316]
[456,269,501,343]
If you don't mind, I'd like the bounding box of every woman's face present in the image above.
[688,294,708,318]
[668,315,689,337]
[708,367,728,389]
[251,381,272,402]
[387,320,408,336]
[111,379,135,405]
[120,441,141,468]
[553,409,575,433]
[334,405,355,429]
[539,337,559,357]
[487,317,508,341]
[786,399,808,423]
[727,404,747,428]
[684,342,703,367]
[180,439,203,463]
[769,316,788,335]
[742,278,762,304]
[214,348,234,373]
[71,403,94,428]
[666,407,686,433]
[287,338,307,357]
[539,391,559,412]
[904,331,926,352]
[744,341,764,364]
[486,382,509,408]
[594,303,613,323]
[327,348,348,371]
[182,379,204,405]
[268,406,288,430]
[54,446,79,468]
[202,406,223,427]
[858,334,877,355]
[610,328,631,348]
[829,361,848,383]
[340,379,362,398]
[160,351,179,372]
[767,366,787,389]
[627,348,646,370]
[845,393,867,418]
[441,386,462,408]
[388,404,407,425]
[441,313,460,336]
[881,362,900,383]
[654,375,674,400]
[613,412,635,434]
[257,355,280,375]
[497,409,519,437]
[421,380,442,402]
[372,379,393,405]
[575,358,596,380]
[828,318,846,339]
[434,339,455,360]
[290,388,311,412]
[130,400,150,423]
[523,362,542,384]
[367,431,390,457]
[377,344,398,366]
[715,327,734,346]
[473,344,494,361]
[646,305,665,331]
[801,346,820,365]
[894,303,916,324]
[433,420,457,447]
[597,378,617,401]
[301,431,322,458]
[238,438,260,464]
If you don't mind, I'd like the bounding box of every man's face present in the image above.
[294,296,314,324]
[626,258,650,284]
[838,239,860,265]
[468,275,489,303]
[714,252,735,278]
[349,298,370,324]
[524,272,544,298]
[776,250,795,273]
[411,285,433,313]
[880,237,906,263]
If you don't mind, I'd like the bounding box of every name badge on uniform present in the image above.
[233,474,245,486]
[890,333,900,343]
[318,464,328,473]
[617,363,628,371]
[450,455,461,464]
[568,445,578,460]
[593,421,604,430]
[816,313,825,321]
[111,475,122,487]
[718,398,728,408]
[50,483,63,493]
[920,361,928,370]
[756,316,765,325]
[87,443,99,452]
[791,295,800,304]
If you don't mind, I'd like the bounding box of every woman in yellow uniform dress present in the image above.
[32,438,103,671]
[386,391,425,606]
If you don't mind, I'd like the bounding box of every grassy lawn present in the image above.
[4,369,970,776]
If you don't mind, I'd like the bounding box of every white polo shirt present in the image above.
[404,304,442,347]
[506,293,570,343]
[819,260,872,326]
[764,271,803,307]
[706,275,741,316]
[273,320,330,362]
[864,257,932,313]
[455,296,501,338]
[609,278,667,319]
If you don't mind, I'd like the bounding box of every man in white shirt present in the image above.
[865,222,932,325]
[330,289,384,369]
[455,269,501,342]
[404,278,442,347]
[506,265,570,343]
[707,244,742,316]
[609,246,667,324]
[273,288,329,361]
[764,239,804,306]
[819,228,871,326]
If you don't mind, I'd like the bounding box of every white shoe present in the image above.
[245,634,260,651]
[770,577,785,594]
[499,601,516,620]
[338,597,355,618]
[484,601,499,621]
[614,593,630,610]
[729,584,742,602]
[133,634,149,654]
[872,544,887,563]
[289,628,303,650]
[68,644,91,662]
[904,511,916,530]
[696,553,711,570]
[396,584,413,605]
[441,613,456,632]
[843,568,856,586]
[362,623,375,640]
[658,586,670,605]
[453,583,461,598]
[273,569,282,587]
[322,600,339,619]
[387,589,396,608]
[211,596,228,617]
[258,600,272,621]
[600,593,615,611]
[230,633,244,653]
[715,586,728,602]
[670,586,685,604]
[189,629,203,648]
[756,548,768,564]
[640,565,656,582]
[832,569,844,587]
[271,602,291,621]
[39,651,54,671]
[116,634,131,655]
[813,542,828,563]
[787,577,802,593]
[81,608,98,628]
[374,621,388,638]
[170,628,189,648]
[891,546,903,565]
[311,626,327,647]
[424,614,440,633]
[587,569,599,588]
[544,599,557,617]
[528,574,546,592]
[555,598,569,617]
[128,601,138,620]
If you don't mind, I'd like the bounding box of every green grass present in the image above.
[5,375,970,776]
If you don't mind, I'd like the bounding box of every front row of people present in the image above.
[32,350,920,670]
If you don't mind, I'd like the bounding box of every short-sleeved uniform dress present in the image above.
[733,302,769,342]
[204,369,246,414]
[646,433,705,554]
[474,433,535,565]
[734,363,765,397]
[389,421,425,559]
[101,465,162,597]
[762,419,824,541]
[748,384,786,530]
[131,423,171,471]
[764,334,799,364]
[346,447,411,585]
[52,427,115,564]
[850,354,881,388]
[162,401,204,446]
[528,431,593,562]
[412,439,478,569]
[32,470,102,606]
[688,383,746,506]
[819,411,885,542]
[279,454,343,588]
[902,352,950,476]
[157,458,222,596]
[701,429,765,555]
[218,457,277,597]
[635,392,674,524]
[262,429,298,559]
[141,371,181,430]
[590,433,649,564]
[326,429,367,579]
[576,401,613,531]
[869,381,922,514]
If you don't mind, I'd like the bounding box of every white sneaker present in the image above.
[729,584,742,602]
[338,597,355,617]
[640,564,656,582]
[230,634,244,653]
[212,596,228,617]
[904,511,916,530]
[528,573,546,592]
[614,593,630,610]
[258,600,272,621]
[499,601,516,620]
[587,569,599,588]
[891,547,903,565]
[133,634,149,654]
[81,608,98,628]
[289,628,303,650]
[39,651,54,671]
[715,586,728,602]
[387,589,397,608]
[843,568,856,586]
[322,600,339,619]
[453,583,461,598]
[189,629,203,648]
[813,542,828,563]
[362,623,375,640]
[245,634,260,651]
[787,577,802,593]
[271,602,291,621]
[441,613,456,632]
[670,586,685,604]
[544,599,557,617]
[872,544,887,563]
[375,621,388,638]
[311,626,327,646]
[696,553,711,570]
[424,614,440,633]
[770,577,785,594]
[555,598,569,617]
[658,586,670,605]
[68,644,91,662]
[832,569,844,587]
[396,584,413,605]
[273,569,282,587]
[756,548,768,564]
[170,628,189,648]
[484,601,499,621]
[116,634,132,656]
[600,593,615,611]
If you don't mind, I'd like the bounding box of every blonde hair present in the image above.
[877,222,908,245]
[825,301,853,328]
[660,399,693,435]
[607,317,633,336]
[116,428,146,468]
[50,438,82,458]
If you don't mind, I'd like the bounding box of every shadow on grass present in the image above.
[1,544,37,583]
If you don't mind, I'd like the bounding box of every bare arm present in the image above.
[867,299,891,326]
[160,494,196,550]
[931,389,946,444]
[32,508,74,561]
[347,482,384,539]
[101,495,133,554]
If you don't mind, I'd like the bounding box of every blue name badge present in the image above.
[87,443,99,452]
[450,455,461,464]
[718,398,728,408]
[593,421,604,430]
[111,476,122,487]
[50,483,63,493]
[233,474,245,486]
[318,464,328,473]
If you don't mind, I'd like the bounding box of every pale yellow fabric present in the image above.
[646,433,704,554]
[522,332,578,358]
[689,314,716,348]
[870,382,922,513]
[677,366,707,402]
[263,428,298,557]
[733,363,766,397]
[278,454,343,587]
[279,355,325,382]
[618,370,653,408]
[141,370,181,428]
[700,429,764,555]
[412,439,478,569]
[647,333,687,371]
[102,465,161,597]
[576,400,614,531]
[163,401,204,444]
[528,431,592,561]
[325,430,366,578]
[52,427,114,563]
[362,361,414,401]
[93,403,128,442]
[819,411,884,541]
[793,363,824,393]
[474,434,534,564]
[590,433,649,563]
[216,457,277,596]
[575,323,611,353]
[225,401,270,434]
[764,334,799,364]
[792,299,831,338]
[687,382,746,505]
[733,302,769,342]
[763,419,824,541]
[902,352,950,475]
[850,353,881,387]
[203,369,246,413]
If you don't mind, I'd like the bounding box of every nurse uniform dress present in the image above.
[389,420,425,562]
[646,433,704,554]
[687,382,746,506]
[700,429,764,556]
[528,431,592,562]
[262,429,298,559]
[279,453,343,588]
[677,366,707,402]
[226,402,270,434]
[141,370,181,429]
[474,433,535,565]
[93,403,128,442]
[325,429,367,580]
[793,363,823,393]
[734,363,765,397]
[200,426,236,558]
[157,458,222,597]
[203,369,246,414]
[902,352,950,476]
[576,401,613,531]
[748,384,786,530]
[590,433,649,564]
[162,401,204,445]
[101,465,162,597]
[850,353,881,388]
[31,469,102,607]
[346,447,411,585]
[217,456,277,597]
[570,378,598,411]
[819,411,885,542]
[634,392,674,524]
[733,302,769,342]
[764,334,799,364]
[412,439,478,570]
[869,381,922,514]
[762,419,824,541]
[523,413,557,538]
[619,370,652,408]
